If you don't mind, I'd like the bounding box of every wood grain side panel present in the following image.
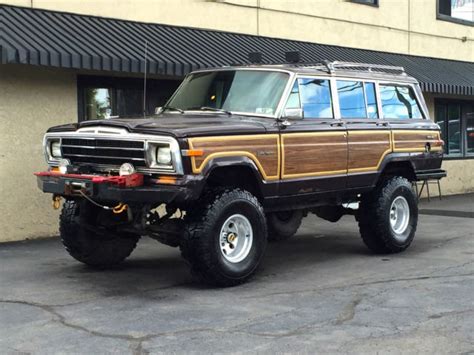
[282,133,347,178]
[348,131,391,172]
[189,135,280,180]
[393,130,442,152]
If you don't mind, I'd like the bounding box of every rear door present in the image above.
[279,77,348,196]
[335,79,392,188]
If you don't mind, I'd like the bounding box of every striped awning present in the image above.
[1,5,473,95]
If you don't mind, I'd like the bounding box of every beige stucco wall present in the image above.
[440,160,474,195]
[2,0,473,62]
[0,65,77,242]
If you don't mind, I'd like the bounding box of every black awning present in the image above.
[1,5,473,95]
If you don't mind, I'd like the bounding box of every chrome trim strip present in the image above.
[61,145,144,151]
[61,153,146,161]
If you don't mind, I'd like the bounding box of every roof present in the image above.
[1,5,473,96]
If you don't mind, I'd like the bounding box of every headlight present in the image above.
[50,140,61,158]
[156,146,172,166]
[145,138,183,174]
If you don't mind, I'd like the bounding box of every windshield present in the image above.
[166,70,290,116]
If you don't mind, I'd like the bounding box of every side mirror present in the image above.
[154,106,163,115]
[282,108,303,120]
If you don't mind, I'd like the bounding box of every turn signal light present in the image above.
[156,176,177,184]
[182,149,204,157]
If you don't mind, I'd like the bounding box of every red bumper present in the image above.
[34,171,144,188]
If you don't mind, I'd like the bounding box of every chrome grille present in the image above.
[61,138,147,168]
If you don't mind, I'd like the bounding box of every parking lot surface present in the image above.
[1,195,473,354]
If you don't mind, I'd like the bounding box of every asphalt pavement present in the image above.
[1,194,473,354]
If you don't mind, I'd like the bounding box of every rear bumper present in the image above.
[415,169,447,181]
[35,172,204,204]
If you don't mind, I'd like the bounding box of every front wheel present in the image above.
[180,189,267,287]
[357,176,418,254]
[60,200,139,267]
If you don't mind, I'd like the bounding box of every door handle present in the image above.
[330,122,344,127]
[376,122,389,127]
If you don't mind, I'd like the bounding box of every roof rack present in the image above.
[299,61,406,75]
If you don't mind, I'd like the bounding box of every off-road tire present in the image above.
[266,210,303,241]
[60,200,139,267]
[358,176,418,254]
[180,189,267,287]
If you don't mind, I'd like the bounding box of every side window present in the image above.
[337,80,367,118]
[379,85,423,119]
[299,78,333,119]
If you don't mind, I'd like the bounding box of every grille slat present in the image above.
[61,144,143,151]
[61,138,147,168]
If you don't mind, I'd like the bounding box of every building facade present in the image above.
[1,0,473,242]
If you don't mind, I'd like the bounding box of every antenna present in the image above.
[143,40,148,118]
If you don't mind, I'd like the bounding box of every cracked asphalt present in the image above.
[1,195,473,354]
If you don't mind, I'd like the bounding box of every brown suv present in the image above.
[36,61,446,286]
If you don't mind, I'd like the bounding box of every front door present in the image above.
[279,77,348,197]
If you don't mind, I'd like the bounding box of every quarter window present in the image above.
[285,81,301,109]
[379,85,423,119]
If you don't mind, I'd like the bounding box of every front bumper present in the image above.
[35,172,204,204]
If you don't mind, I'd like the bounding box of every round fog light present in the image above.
[119,163,135,176]
[58,159,70,174]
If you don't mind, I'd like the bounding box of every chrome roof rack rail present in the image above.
[320,61,406,75]
[288,61,406,75]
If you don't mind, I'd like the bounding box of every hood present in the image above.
[64,113,275,137]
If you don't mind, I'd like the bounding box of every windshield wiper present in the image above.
[162,106,185,114]
[189,106,232,116]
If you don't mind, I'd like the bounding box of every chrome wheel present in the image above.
[219,214,253,263]
[390,196,410,239]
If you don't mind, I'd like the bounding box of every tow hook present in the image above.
[52,195,61,210]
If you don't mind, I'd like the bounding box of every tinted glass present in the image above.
[466,107,474,154]
[447,104,461,155]
[435,104,447,151]
[85,88,114,119]
[379,85,423,119]
[298,78,333,118]
[365,82,378,118]
[337,80,366,118]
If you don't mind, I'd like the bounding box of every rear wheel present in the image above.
[267,210,303,241]
[180,188,267,287]
[358,176,418,254]
[60,200,139,267]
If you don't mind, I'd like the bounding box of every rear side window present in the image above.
[336,80,379,119]
[337,80,367,118]
[379,85,423,119]
[298,78,333,119]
